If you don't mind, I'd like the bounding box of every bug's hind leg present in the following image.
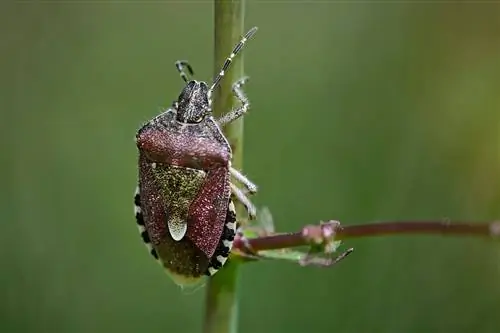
[230,183,257,220]
[217,77,251,127]
[230,166,258,195]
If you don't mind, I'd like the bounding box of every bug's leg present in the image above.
[174,60,194,83]
[230,183,257,219]
[230,166,258,195]
[217,77,250,127]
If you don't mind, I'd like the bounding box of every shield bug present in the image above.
[134,27,259,288]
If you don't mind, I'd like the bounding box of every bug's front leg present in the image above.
[174,60,194,83]
[217,77,250,126]
[230,182,257,220]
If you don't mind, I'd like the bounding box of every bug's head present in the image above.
[175,80,211,124]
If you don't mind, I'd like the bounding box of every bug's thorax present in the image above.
[136,109,231,170]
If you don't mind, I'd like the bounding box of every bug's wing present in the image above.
[187,167,232,259]
[138,154,170,245]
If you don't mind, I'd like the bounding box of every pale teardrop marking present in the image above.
[168,217,188,241]
[152,165,206,242]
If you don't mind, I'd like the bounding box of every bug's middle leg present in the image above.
[230,183,257,220]
[230,166,257,195]
[217,77,250,127]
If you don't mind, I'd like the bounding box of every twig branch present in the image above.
[234,220,500,253]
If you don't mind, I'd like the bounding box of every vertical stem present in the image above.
[203,260,240,333]
[212,0,246,168]
[204,1,246,333]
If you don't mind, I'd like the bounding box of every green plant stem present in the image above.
[204,1,246,333]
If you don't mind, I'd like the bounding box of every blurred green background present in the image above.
[2,2,500,332]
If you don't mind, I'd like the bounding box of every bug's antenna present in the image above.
[175,60,194,83]
[209,26,258,96]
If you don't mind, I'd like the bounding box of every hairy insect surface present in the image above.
[134,27,259,288]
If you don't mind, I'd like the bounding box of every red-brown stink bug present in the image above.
[134,27,258,288]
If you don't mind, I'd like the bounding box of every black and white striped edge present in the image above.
[205,200,237,276]
[134,186,160,261]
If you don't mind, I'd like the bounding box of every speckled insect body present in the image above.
[134,27,258,287]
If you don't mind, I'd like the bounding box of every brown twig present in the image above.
[234,220,500,253]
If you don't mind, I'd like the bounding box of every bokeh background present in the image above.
[2,2,500,332]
